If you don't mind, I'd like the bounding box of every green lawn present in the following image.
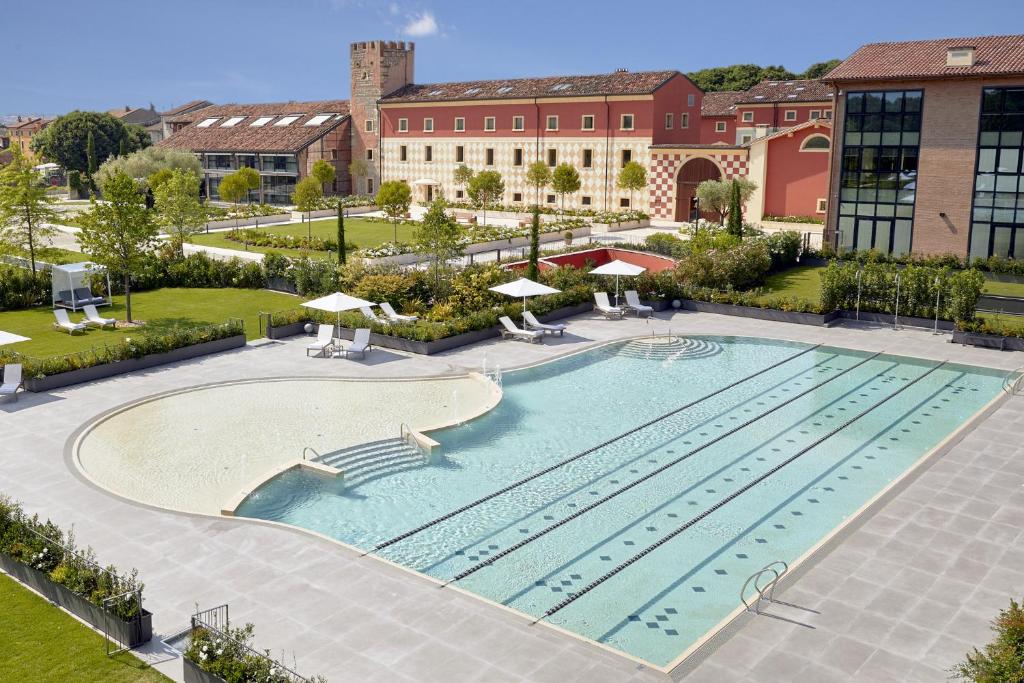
[977,312,1024,333]
[0,574,171,682]
[190,217,415,257]
[4,246,91,265]
[754,265,825,302]
[982,277,1024,298]
[0,287,299,358]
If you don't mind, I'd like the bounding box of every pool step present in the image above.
[314,438,427,487]
[615,338,723,361]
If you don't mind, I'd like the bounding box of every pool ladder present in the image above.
[740,561,789,615]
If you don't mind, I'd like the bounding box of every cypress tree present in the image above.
[86,130,97,190]
[727,179,743,238]
[337,204,346,264]
[526,205,541,281]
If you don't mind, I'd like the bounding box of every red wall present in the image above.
[505,247,677,272]
[763,127,831,218]
[736,103,832,128]
[650,74,703,145]
[699,115,733,144]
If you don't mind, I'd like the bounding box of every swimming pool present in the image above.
[237,336,1009,668]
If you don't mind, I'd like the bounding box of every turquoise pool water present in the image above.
[237,336,1008,667]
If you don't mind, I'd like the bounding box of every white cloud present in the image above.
[388,2,400,15]
[402,11,438,37]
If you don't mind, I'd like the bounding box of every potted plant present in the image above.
[564,230,574,247]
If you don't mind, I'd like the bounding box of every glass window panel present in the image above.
[858,188,878,202]
[879,148,899,172]
[892,220,912,255]
[901,132,920,146]
[998,148,1020,173]
[980,132,999,146]
[846,93,864,113]
[842,173,860,188]
[975,190,994,206]
[882,132,901,146]
[884,92,903,112]
[861,148,878,171]
[847,115,863,132]
[983,89,1003,113]
[974,207,993,221]
[995,192,1017,208]
[839,202,856,215]
[883,113,902,131]
[845,132,862,146]
[1013,228,1024,259]
[863,114,882,132]
[842,148,860,171]
[876,202,896,216]
[896,204,914,218]
[903,92,922,112]
[864,93,883,113]
[841,188,858,201]
[898,189,916,204]
[856,220,875,250]
[860,172,877,187]
[1017,209,1024,223]
[996,176,1018,192]
[878,173,898,190]
[900,148,918,172]
[839,218,855,250]
[978,148,997,173]
[877,189,897,204]
[992,227,1012,257]
[856,203,877,216]
[994,208,1015,222]
[970,223,991,260]
[1002,131,1023,146]
[902,113,921,132]
[1005,89,1024,113]
[875,220,893,250]
[862,132,881,146]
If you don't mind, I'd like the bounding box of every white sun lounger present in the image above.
[624,290,654,317]
[306,324,335,357]
[380,302,418,323]
[499,316,543,343]
[523,310,566,336]
[593,292,625,319]
[360,306,384,324]
[0,364,23,402]
[83,304,117,329]
[53,308,87,335]
[345,328,373,358]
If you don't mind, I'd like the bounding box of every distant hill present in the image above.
[687,60,842,92]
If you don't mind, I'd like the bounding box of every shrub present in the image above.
[763,231,802,271]
[186,622,326,683]
[677,240,772,290]
[644,233,689,258]
[0,265,51,310]
[289,257,338,296]
[762,214,824,225]
[954,597,1024,681]
[261,252,291,280]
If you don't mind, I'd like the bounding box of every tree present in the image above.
[291,176,323,238]
[96,146,202,189]
[414,197,465,295]
[955,598,1024,681]
[726,179,743,238]
[453,164,474,200]
[803,59,842,79]
[551,163,580,216]
[348,159,369,195]
[86,131,97,185]
[376,180,412,243]
[526,205,541,281]
[617,161,647,211]
[217,173,247,231]
[695,177,757,224]
[235,166,260,205]
[526,161,551,206]
[31,111,147,175]
[466,170,504,227]
[686,64,798,92]
[154,168,205,257]
[337,203,346,264]
[311,159,336,195]
[77,172,158,322]
[123,124,152,153]
[0,146,60,273]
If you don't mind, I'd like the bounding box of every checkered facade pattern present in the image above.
[647,150,749,219]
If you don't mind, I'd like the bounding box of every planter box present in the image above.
[590,219,650,233]
[24,335,247,392]
[266,276,297,294]
[837,310,955,330]
[360,228,594,267]
[183,658,226,683]
[0,552,152,647]
[952,329,1024,351]
[681,300,839,326]
[203,214,292,231]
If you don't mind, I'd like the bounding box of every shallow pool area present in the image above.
[235,336,1010,667]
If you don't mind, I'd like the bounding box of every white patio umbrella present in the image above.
[589,260,647,306]
[301,292,376,331]
[489,277,561,314]
[0,331,30,347]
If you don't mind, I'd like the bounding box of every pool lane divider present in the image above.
[537,360,947,622]
[445,351,884,584]
[368,343,823,555]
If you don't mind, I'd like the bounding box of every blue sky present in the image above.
[4,0,1022,115]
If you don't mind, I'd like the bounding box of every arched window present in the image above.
[801,134,831,151]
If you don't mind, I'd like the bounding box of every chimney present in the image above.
[125,105,130,112]
[614,68,628,73]
[946,46,976,67]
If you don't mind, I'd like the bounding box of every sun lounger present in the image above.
[523,310,566,336]
[306,324,335,357]
[0,364,23,402]
[83,305,117,329]
[593,292,625,319]
[53,309,87,335]
[73,287,106,307]
[499,316,543,343]
[624,290,654,317]
[380,302,418,323]
[360,306,384,324]
[56,290,75,307]
[345,328,373,358]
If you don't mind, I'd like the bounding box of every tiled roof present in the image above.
[824,34,1024,82]
[381,70,680,103]
[7,117,52,131]
[749,118,832,146]
[701,91,745,117]
[159,100,350,153]
[736,79,833,104]
[162,100,214,117]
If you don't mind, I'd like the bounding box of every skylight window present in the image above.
[497,86,513,94]
[196,117,220,128]
[250,116,274,127]
[274,115,301,127]
[220,116,245,127]
[795,86,806,91]
[305,113,335,126]
[464,87,481,95]
[428,89,444,96]
[551,83,571,92]
[753,95,765,99]
[787,94,798,98]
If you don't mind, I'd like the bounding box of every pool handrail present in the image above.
[740,561,789,614]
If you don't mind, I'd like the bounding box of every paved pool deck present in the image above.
[1,310,1022,682]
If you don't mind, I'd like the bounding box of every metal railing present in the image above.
[741,561,789,615]
[1002,366,1024,395]
[301,446,321,461]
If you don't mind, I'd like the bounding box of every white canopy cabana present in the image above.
[51,262,111,311]
[589,259,647,306]
[489,277,561,313]
[301,292,376,331]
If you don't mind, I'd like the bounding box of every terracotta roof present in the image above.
[748,118,832,146]
[701,90,745,117]
[736,79,833,104]
[159,100,350,153]
[381,70,681,103]
[7,117,52,131]
[825,34,1024,82]
[162,100,214,117]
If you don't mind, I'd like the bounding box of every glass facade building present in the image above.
[970,87,1024,260]
[836,90,923,255]
[198,153,299,205]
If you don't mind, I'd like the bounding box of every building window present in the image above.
[513,148,523,166]
[582,196,592,206]
[547,148,557,167]
[837,89,923,256]
[581,114,595,131]
[741,111,754,123]
[456,189,465,199]
[485,148,494,166]
[455,145,464,163]
[367,178,374,193]
[784,110,797,122]
[484,116,496,131]
[512,115,525,131]
[366,149,373,160]
[810,110,821,120]
[330,149,338,160]
[969,87,1024,260]
[546,194,556,204]
[424,145,433,162]
[423,118,434,132]
[824,110,833,119]
[816,198,828,214]
[665,113,674,129]
[620,197,631,208]
[621,149,632,167]
[546,115,559,131]
[513,192,523,202]
[680,113,689,129]
[365,119,374,132]
[801,135,831,152]
[715,121,727,133]
[398,118,408,132]
[400,145,407,162]
[620,114,634,131]
[687,94,695,107]
[454,117,465,132]
[740,134,753,144]
[582,149,593,168]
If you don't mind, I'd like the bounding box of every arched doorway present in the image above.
[674,158,722,222]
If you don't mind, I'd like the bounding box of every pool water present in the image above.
[237,336,1007,667]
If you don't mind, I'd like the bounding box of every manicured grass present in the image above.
[0,574,170,682]
[982,277,1024,298]
[977,312,1024,333]
[754,265,825,302]
[190,217,415,257]
[4,246,91,265]
[0,287,299,358]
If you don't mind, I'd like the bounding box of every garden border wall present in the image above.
[203,214,292,231]
[952,330,1024,351]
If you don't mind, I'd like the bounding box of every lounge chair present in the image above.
[306,324,335,357]
[0,364,23,403]
[56,290,75,307]
[73,287,106,307]
[360,306,384,324]
[624,290,654,318]
[380,302,418,323]
[499,316,543,343]
[53,309,87,335]
[83,305,117,329]
[345,328,373,358]
[523,310,566,336]
[593,292,625,319]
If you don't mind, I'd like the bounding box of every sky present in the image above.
[3,0,1023,115]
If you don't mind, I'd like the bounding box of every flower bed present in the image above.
[185,621,324,683]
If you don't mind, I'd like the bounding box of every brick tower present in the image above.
[349,40,415,195]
